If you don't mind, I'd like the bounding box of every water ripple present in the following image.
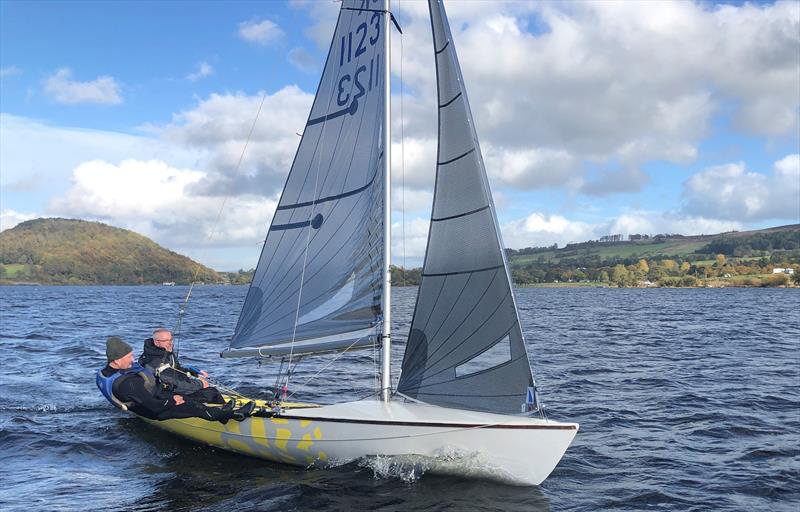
[0,286,798,511]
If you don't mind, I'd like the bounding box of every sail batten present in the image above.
[397,0,535,415]
[230,0,387,355]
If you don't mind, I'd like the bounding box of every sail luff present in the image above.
[380,0,393,402]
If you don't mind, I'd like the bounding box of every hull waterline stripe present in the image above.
[438,148,475,166]
[423,264,503,278]
[280,414,578,430]
[431,204,489,222]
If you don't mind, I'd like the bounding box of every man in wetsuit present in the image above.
[139,328,224,404]
[98,336,255,423]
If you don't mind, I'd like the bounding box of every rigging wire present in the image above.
[399,0,407,288]
[173,90,269,358]
[283,8,345,396]
[286,332,371,400]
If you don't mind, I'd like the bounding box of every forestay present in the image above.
[397,0,535,414]
[226,0,387,358]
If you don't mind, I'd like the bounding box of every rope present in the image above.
[286,331,374,400]
[172,90,270,357]
[157,364,246,399]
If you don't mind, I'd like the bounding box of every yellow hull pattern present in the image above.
[141,397,326,467]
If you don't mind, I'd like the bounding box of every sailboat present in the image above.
[124,0,578,486]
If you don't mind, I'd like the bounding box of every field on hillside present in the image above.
[510,239,709,266]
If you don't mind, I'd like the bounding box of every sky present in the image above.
[1,0,798,271]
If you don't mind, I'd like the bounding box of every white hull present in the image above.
[145,399,578,486]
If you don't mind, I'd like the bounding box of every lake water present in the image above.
[0,285,798,511]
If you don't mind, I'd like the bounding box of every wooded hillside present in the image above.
[0,218,220,285]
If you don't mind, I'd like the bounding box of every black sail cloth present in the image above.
[397,0,535,415]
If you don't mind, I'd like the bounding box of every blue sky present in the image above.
[1,0,798,270]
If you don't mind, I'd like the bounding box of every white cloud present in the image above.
[0,113,201,198]
[606,212,742,238]
[683,155,800,221]
[391,217,430,266]
[186,61,214,81]
[484,144,577,189]
[238,18,284,46]
[0,209,38,232]
[578,167,650,196]
[289,0,341,49]
[287,47,317,73]
[391,187,433,217]
[390,136,437,190]
[43,68,122,105]
[0,66,22,78]
[502,212,596,249]
[48,159,278,248]
[159,87,313,196]
[381,0,799,195]
[500,209,746,250]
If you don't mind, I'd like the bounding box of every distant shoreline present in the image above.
[2,280,795,289]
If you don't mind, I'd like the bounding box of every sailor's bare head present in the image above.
[152,328,174,352]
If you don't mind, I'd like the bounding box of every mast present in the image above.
[380,0,392,402]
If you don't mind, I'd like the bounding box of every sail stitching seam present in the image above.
[437,147,475,166]
[422,273,473,346]
[419,330,521,386]
[422,263,502,277]
[257,12,381,306]
[247,27,386,340]
[283,6,369,377]
[419,270,504,370]
[275,173,378,211]
[416,274,452,335]
[438,91,461,109]
[251,107,383,334]
[247,190,373,337]
[257,160,378,309]
[430,204,489,222]
[255,3,383,322]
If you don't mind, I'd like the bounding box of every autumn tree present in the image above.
[611,264,631,287]
[662,259,677,271]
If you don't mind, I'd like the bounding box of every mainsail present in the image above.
[226,0,387,358]
[397,0,535,414]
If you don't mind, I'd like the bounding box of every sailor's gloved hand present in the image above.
[199,370,209,378]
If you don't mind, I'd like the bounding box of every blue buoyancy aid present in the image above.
[96,363,156,411]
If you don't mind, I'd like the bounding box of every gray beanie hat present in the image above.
[106,336,133,362]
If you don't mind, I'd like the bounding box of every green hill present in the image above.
[508,225,800,267]
[505,224,800,286]
[391,225,800,287]
[0,218,220,285]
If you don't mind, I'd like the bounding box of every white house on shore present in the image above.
[772,268,795,275]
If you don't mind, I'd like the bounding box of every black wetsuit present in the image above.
[101,365,231,422]
[139,338,224,404]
